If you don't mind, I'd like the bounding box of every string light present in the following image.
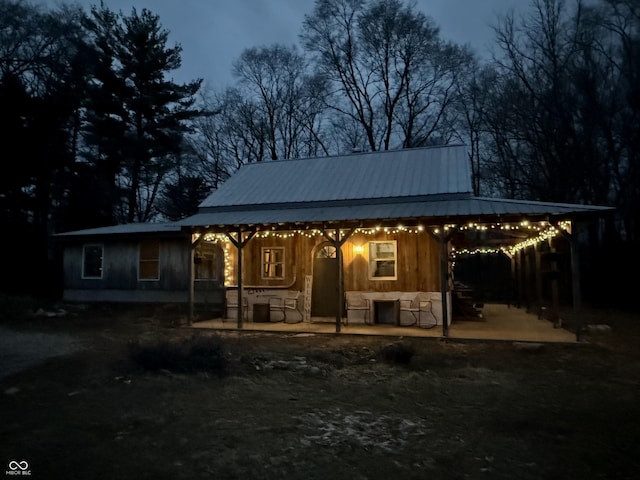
[451,247,505,257]
[198,220,572,275]
[450,221,571,258]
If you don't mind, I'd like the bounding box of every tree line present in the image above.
[0,0,637,306]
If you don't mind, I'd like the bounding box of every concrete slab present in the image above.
[191,303,577,343]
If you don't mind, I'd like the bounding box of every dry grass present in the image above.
[1,302,639,479]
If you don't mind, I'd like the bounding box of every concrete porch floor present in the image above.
[192,303,577,343]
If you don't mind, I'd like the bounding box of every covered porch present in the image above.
[177,147,614,344]
[191,303,576,343]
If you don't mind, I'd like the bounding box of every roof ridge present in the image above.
[239,144,468,168]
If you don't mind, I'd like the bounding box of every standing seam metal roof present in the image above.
[177,197,613,229]
[54,146,614,237]
[198,145,472,208]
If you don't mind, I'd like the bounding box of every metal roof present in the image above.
[198,145,472,208]
[184,144,613,230]
[177,196,613,230]
[54,146,614,238]
[54,223,184,237]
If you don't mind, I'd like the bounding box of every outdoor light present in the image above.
[354,245,364,254]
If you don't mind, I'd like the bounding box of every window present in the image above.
[262,247,285,279]
[316,245,336,258]
[195,242,218,280]
[368,241,397,280]
[82,244,103,279]
[139,240,160,280]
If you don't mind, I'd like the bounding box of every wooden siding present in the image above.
[224,231,442,293]
[343,232,440,292]
[62,237,224,303]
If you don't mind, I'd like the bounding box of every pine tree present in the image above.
[82,5,202,223]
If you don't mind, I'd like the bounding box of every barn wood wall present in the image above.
[226,231,441,293]
[63,237,222,293]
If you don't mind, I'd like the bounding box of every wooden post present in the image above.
[439,228,450,337]
[188,234,204,326]
[427,227,451,337]
[517,249,524,308]
[508,253,516,308]
[335,228,343,333]
[523,247,532,311]
[560,221,584,342]
[188,239,195,326]
[322,228,354,333]
[549,240,560,324]
[237,234,244,329]
[225,230,256,329]
[535,242,543,309]
[569,228,583,342]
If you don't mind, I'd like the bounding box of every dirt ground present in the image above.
[1,302,640,480]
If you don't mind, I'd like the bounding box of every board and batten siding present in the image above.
[62,237,224,304]
[224,231,441,293]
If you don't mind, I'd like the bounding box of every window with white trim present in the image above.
[261,247,285,279]
[82,244,103,279]
[368,241,397,280]
[139,240,160,280]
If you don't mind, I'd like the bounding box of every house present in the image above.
[55,222,225,311]
[55,145,613,340]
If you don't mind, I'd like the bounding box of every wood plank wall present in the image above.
[224,231,442,293]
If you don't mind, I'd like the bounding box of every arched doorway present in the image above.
[311,242,342,317]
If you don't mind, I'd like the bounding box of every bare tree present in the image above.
[593,0,640,241]
[232,44,326,160]
[485,0,615,204]
[301,0,471,151]
[452,59,496,196]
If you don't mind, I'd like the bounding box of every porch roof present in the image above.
[177,195,613,232]
[54,222,184,237]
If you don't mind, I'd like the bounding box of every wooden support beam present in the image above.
[559,221,584,342]
[322,228,355,333]
[439,231,450,337]
[508,253,516,308]
[225,230,256,329]
[517,249,524,308]
[535,242,543,308]
[188,234,205,326]
[428,226,452,337]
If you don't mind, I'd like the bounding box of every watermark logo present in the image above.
[5,461,30,476]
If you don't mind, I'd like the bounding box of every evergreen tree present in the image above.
[0,0,87,294]
[82,5,202,223]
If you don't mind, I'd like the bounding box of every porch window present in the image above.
[139,240,160,280]
[368,241,397,280]
[262,247,285,279]
[195,242,218,280]
[82,244,103,279]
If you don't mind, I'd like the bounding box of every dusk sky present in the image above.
[41,0,532,88]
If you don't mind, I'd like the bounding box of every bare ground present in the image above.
[1,302,640,479]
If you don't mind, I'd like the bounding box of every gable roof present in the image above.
[178,145,613,231]
[54,145,614,238]
[198,145,472,208]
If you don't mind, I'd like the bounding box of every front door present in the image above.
[311,243,341,317]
